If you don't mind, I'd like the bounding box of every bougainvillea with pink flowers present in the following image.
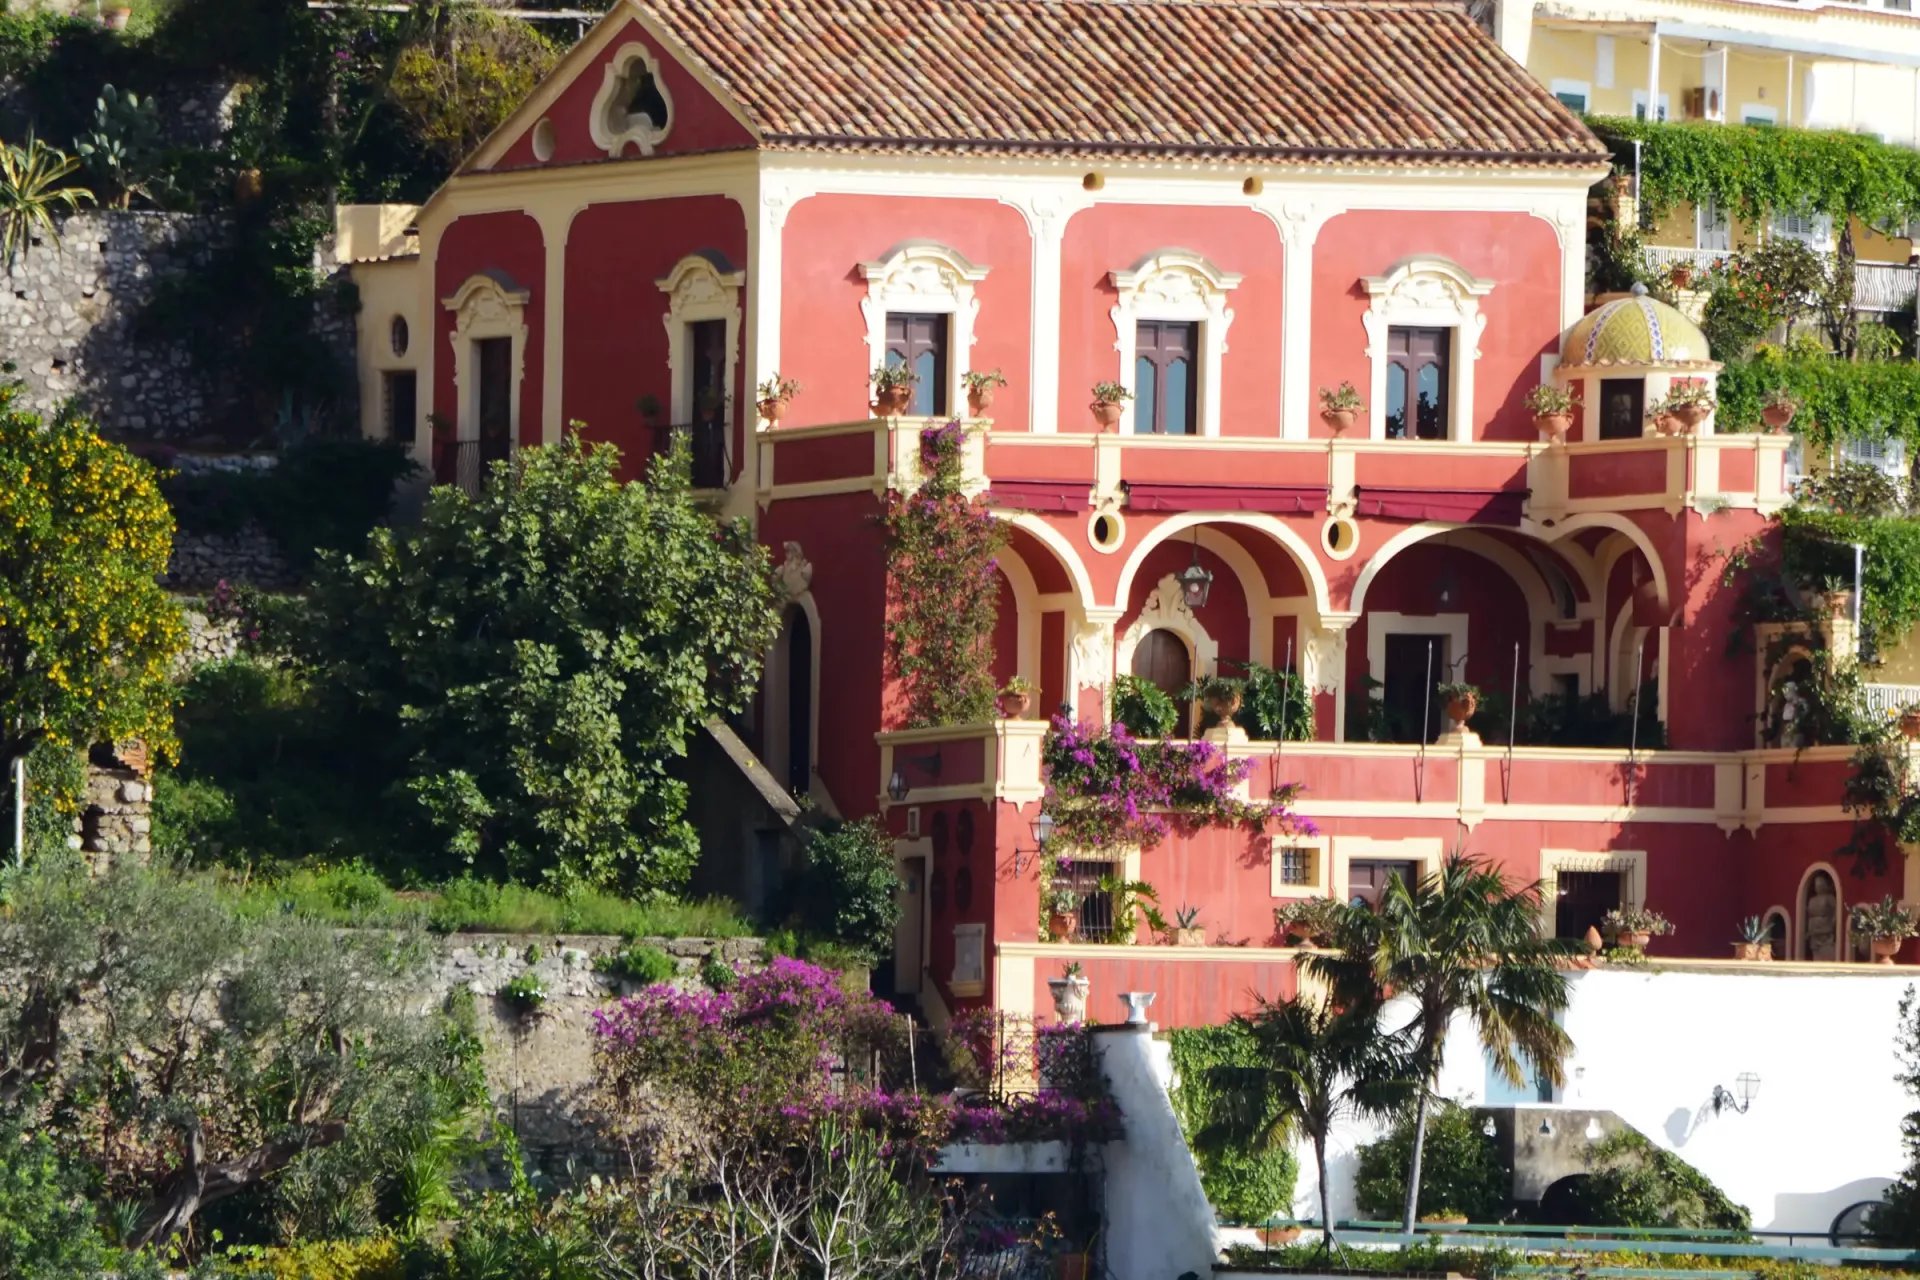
[884,421,1005,727]
[1040,714,1312,851]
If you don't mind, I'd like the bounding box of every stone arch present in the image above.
[1762,905,1791,960]
[1113,511,1331,619]
[1533,512,1672,618]
[1117,574,1220,691]
[995,512,1097,614]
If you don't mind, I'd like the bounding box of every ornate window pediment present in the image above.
[441,272,531,446]
[1108,249,1240,437]
[591,43,674,159]
[858,242,989,416]
[657,252,744,425]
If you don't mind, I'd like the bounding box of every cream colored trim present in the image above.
[1360,256,1493,443]
[998,194,1090,433]
[657,253,745,422]
[999,511,1100,614]
[590,42,676,159]
[996,950,1036,1021]
[999,940,1312,963]
[1538,847,1647,934]
[1331,835,1445,905]
[860,241,988,418]
[1108,249,1241,437]
[1365,611,1469,691]
[1110,510,1333,619]
[1270,833,1332,897]
[763,587,822,805]
[442,273,530,446]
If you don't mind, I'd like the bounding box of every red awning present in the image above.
[1123,482,1325,513]
[986,480,1089,512]
[1352,486,1528,526]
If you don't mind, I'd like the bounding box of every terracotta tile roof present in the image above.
[634,0,1608,166]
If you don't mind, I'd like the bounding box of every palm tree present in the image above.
[1201,998,1412,1249]
[1303,854,1578,1232]
[0,134,92,271]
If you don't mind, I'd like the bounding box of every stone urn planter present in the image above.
[1616,929,1653,949]
[1824,588,1854,620]
[1444,691,1478,725]
[1674,402,1713,430]
[874,385,913,417]
[1048,911,1079,942]
[1762,403,1797,431]
[757,396,789,425]
[997,689,1033,719]
[1203,688,1243,721]
[1534,413,1572,445]
[1873,937,1904,965]
[1091,401,1124,431]
[968,384,996,418]
[1652,412,1687,436]
[1046,973,1090,1023]
[1321,408,1356,435]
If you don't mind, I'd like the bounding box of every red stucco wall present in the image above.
[433,211,547,449]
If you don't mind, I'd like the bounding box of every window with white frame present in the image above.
[1108,250,1240,437]
[1277,845,1317,887]
[1359,256,1492,443]
[1771,205,1833,249]
[1742,104,1778,126]
[1632,90,1670,121]
[656,253,744,425]
[859,242,987,419]
[1696,197,1731,252]
[1844,433,1907,478]
[1551,79,1591,111]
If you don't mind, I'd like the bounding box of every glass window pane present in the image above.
[1164,357,1192,435]
[1135,357,1157,434]
[1417,362,1444,438]
[1385,365,1408,439]
[913,350,938,416]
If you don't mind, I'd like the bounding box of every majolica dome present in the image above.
[1561,284,1717,370]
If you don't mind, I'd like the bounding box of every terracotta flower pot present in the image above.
[967,385,996,418]
[1259,1226,1302,1246]
[1651,413,1686,436]
[1825,589,1854,619]
[1535,413,1572,444]
[1284,926,1324,948]
[997,690,1033,719]
[1674,402,1712,429]
[1873,937,1903,965]
[1091,401,1124,431]
[1049,911,1079,941]
[874,385,912,417]
[757,396,787,424]
[1732,941,1765,961]
[1204,689,1243,720]
[1761,404,1797,430]
[1900,711,1920,741]
[1321,408,1356,435]
[1617,929,1652,949]
[1173,926,1207,947]
[1444,693,1478,724]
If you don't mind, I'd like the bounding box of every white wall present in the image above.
[1097,1026,1220,1280]
[1806,62,1920,147]
[1293,966,1915,1234]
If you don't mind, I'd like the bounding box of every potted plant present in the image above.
[1171,904,1206,947]
[756,373,801,424]
[1667,382,1717,429]
[872,364,917,417]
[1273,896,1341,947]
[1668,261,1695,291]
[1732,915,1771,962]
[1645,394,1682,437]
[1761,387,1800,432]
[1197,674,1243,721]
[1319,382,1365,434]
[1090,381,1132,431]
[696,386,727,424]
[1901,703,1920,742]
[1525,383,1579,444]
[1603,904,1675,950]
[1820,575,1853,621]
[1437,680,1480,727]
[997,675,1037,719]
[1046,885,1081,941]
[964,368,1008,418]
[1851,895,1919,964]
[1046,961,1091,1022]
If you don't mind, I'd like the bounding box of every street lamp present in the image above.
[1013,809,1055,873]
[1711,1071,1761,1116]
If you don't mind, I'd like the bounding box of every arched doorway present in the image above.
[1536,1174,1597,1225]
[782,605,813,794]
[1764,909,1789,961]
[1130,627,1192,731]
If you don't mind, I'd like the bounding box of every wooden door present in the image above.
[475,336,513,463]
[1130,628,1192,731]
[1348,859,1420,910]
[1386,326,1449,440]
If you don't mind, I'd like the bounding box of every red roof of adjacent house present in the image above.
[633,0,1608,166]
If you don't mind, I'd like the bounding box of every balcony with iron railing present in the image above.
[431,435,511,497]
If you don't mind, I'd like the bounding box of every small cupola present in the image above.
[1555,284,1722,442]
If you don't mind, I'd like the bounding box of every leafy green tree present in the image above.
[1167,1022,1300,1227]
[387,6,558,167]
[1305,855,1576,1232]
[1203,999,1412,1246]
[0,386,184,783]
[291,434,778,892]
[0,1117,115,1279]
[1872,986,1920,1245]
[797,817,903,964]
[0,860,483,1250]
[1354,1100,1508,1224]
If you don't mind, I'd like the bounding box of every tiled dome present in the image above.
[1563,285,1715,369]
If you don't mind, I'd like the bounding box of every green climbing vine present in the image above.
[1718,351,1920,447]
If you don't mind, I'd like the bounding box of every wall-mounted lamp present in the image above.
[1178,530,1214,610]
[1537,1117,1554,1137]
[1013,809,1056,874]
[1711,1071,1761,1116]
[886,749,943,803]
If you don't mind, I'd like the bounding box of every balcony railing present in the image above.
[1643,244,1917,313]
[1866,684,1920,716]
[650,420,729,489]
[431,436,510,497]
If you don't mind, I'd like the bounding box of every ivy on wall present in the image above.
[1718,351,1920,446]
[883,422,1004,727]
[1589,116,1920,224]
[1166,1024,1300,1225]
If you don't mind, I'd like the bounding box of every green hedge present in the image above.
[1354,1101,1508,1222]
[1781,507,1920,641]
[1718,352,1920,447]
[1166,1025,1300,1224]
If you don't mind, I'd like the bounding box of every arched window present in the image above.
[1131,628,1192,729]
[1764,908,1789,961]
[781,605,813,794]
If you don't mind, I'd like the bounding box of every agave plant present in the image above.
[0,134,93,270]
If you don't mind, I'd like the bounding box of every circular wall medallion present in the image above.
[1089,510,1126,554]
[1322,515,1359,561]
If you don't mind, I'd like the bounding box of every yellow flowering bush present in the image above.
[0,384,184,770]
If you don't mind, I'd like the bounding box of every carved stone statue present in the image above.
[1804,872,1838,961]
[775,541,813,598]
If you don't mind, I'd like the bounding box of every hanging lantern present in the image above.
[1179,533,1213,609]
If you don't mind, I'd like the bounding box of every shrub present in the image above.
[700,954,737,989]
[597,943,677,985]
[1167,1024,1300,1224]
[1565,1131,1749,1231]
[1110,673,1178,737]
[223,1236,408,1280]
[797,817,902,964]
[0,1117,115,1280]
[1355,1101,1508,1222]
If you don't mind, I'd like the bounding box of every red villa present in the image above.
[342,0,1886,1029]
